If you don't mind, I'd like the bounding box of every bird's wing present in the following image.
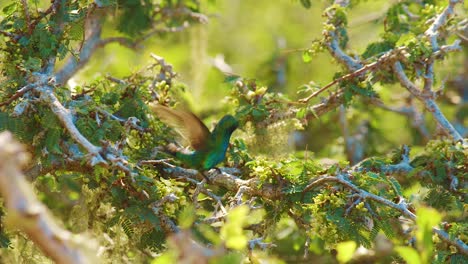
[150,104,211,150]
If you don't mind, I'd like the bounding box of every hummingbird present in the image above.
[150,104,239,177]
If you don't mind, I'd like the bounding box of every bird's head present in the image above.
[215,115,239,135]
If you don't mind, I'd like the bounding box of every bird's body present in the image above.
[151,104,238,171]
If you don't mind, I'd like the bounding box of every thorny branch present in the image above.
[146,139,468,257]
[299,48,404,103]
[0,3,193,249]
[301,145,468,256]
[161,147,467,256]
[0,83,38,107]
[302,172,468,255]
[392,0,464,142]
[392,61,464,142]
[296,0,464,144]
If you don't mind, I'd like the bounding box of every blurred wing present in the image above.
[150,104,211,150]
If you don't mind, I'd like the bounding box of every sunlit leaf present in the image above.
[336,241,356,263]
[395,246,421,264]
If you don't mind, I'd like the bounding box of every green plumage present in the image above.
[151,104,239,171]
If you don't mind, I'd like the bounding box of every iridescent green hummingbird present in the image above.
[151,104,239,176]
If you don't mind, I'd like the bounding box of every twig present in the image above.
[90,18,196,51]
[151,194,180,233]
[345,196,363,216]
[303,174,417,219]
[192,179,206,208]
[304,236,311,259]
[0,83,38,107]
[168,230,224,262]
[233,186,251,206]
[28,0,61,34]
[380,145,414,174]
[151,156,468,256]
[422,4,463,94]
[163,167,281,200]
[433,228,468,255]
[257,91,344,127]
[299,48,403,103]
[96,108,148,132]
[105,75,128,85]
[384,0,465,142]
[0,30,21,41]
[138,159,175,167]
[393,61,463,142]
[99,37,140,49]
[20,0,31,27]
[248,238,276,250]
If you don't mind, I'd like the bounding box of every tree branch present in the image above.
[0,83,38,107]
[326,31,362,71]
[0,131,93,264]
[37,85,105,165]
[393,61,464,142]
[424,0,461,50]
[28,0,61,34]
[300,144,468,256]
[54,13,103,86]
[299,48,403,103]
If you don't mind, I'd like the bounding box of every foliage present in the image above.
[0,0,466,263]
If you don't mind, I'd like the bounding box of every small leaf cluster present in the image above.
[116,0,203,37]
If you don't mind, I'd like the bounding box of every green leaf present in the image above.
[296,108,307,119]
[336,241,357,263]
[135,175,155,183]
[220,205,249,250]
[151,251,177,264]
[434,160,447,179]
[300,0,311,9]
[0,232,11,248]
[45,128,63,154]
[215,252,244,264]
[139,207,160,225]
[24,57,42,72]
[141,229,165,251]
[395,246,421,264]
[396,33,416,46]
[178,205,196,229]
[362,40,395,59]
[450,254,468,264]
[18,36,30,46]
[388,177,402,196]
[302,50,312,63]
[344,88,353,104]
[416,206,441,260]
[68,19,85,41]
[251,108,267,121]
[2,3,17,16]
[224,75,242,84]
